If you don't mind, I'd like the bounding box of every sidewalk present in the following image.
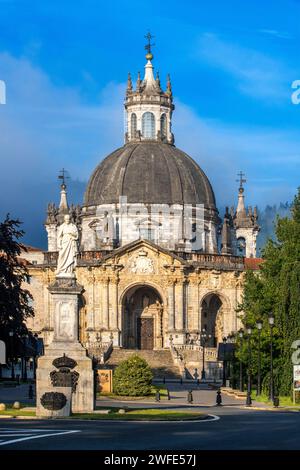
[0,383,36,405]
[1,382,297,413]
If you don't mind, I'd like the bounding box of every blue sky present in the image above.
[0,0,299,247]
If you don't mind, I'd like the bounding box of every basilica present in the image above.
[23,45,261,377]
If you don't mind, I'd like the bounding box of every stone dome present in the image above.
[84,142,216,208]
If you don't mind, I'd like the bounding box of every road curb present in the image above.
[0,415,38,420]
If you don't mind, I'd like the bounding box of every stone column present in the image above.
[176,282,184,331]
[86,271,95,331]
[101,279,109,330]
[168,280,175,332]
[110,278,118,331]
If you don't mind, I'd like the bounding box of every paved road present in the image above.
[1,408,300,450]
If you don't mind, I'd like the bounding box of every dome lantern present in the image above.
[124,33,174,145]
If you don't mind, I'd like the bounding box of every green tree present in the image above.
[113,354,153,396]
[238,189,300,396]
[0,215,34,342]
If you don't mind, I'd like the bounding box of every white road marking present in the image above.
[0,430,81,446]
[0,428,78,434]
[206,414,220,421]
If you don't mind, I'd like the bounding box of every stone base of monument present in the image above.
[36,343,94,416]
[36,277,94,417]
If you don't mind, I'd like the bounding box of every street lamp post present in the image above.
[201,330,206,380]
[22,334,29,382]
[222,336,227,387]
[246,326,252,406]
[200,329,212,381]
[33,333,39,380]
[239,329,244,392]
[9,331,15,380]
[24,357,28,382]
[268,313,275,401]
[226,333,235,388]
[256,320,263,396]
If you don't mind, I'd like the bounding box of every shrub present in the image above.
[113,354,153,396]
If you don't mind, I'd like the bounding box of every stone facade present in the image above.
[24,240,245,355]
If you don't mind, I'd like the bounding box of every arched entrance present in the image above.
[201,293,224,347]
[122,285,164,350]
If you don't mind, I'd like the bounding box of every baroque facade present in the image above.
[23,45,261,370]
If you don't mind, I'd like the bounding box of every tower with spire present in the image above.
[124,32,175,144]
[45,169,81,251]
[232,172,260,258]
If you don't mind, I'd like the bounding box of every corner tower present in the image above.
[233,172,260,258]
[124,33,174,144]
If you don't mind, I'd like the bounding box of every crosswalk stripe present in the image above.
[0,430,81,446]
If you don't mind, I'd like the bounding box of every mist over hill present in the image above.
[1,175,293,255]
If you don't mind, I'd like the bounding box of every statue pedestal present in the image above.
[36,277,94,417]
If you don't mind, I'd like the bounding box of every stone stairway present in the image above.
[105,349,182,379]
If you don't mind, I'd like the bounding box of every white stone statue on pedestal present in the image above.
[56,214,78,278]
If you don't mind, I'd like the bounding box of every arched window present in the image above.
[130,113,137,138]
[237,237,246,256]
[160,113,167,139]
[142,112,155,138]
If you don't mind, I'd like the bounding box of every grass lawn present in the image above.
[0,407,35,417]
[72,408,207,421]
[97,384,169,401]
[0,404,207,421]
[251,392,300,408]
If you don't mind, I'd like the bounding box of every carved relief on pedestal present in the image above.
[57,301,75,341]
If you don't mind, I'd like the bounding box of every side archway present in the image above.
[200,292,231,347]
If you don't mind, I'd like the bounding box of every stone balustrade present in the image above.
[173,251,245,270]
[176,344,218,360]
[42,249,245,271]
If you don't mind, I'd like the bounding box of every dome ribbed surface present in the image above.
[84,142,216,207]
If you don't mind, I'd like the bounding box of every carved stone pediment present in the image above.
[129,250,154,274]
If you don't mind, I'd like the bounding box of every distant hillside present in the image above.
[256,202,291,255]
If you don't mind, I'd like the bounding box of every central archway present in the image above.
[122,285,164,350]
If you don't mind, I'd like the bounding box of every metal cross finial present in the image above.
[58,168,69,187]
[144,31,155,54]
[236,171,246,189]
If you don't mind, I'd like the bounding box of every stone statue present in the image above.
[56,214,79,278]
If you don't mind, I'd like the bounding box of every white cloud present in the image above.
[195,33,291,102]
[0,52,125,182]
[0,52,125,245]
[174,99,300,207]
[259,29,291,40]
